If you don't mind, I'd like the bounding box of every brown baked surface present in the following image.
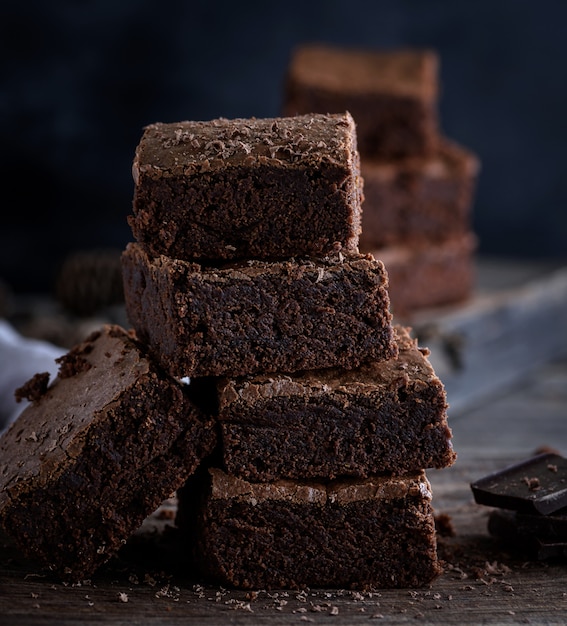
[177,468,441,590]
[121,243,397,378]
[0,324,217,581]
[376,233,477,317]
[359,138,480,250]
[217,325,455,481]
[283,45,439,158]
[129,112,362,261]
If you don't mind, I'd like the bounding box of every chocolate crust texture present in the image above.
[121,243,397,378]
[283,45,439,159]
[217,325,455,481]
[129,113,363,261]
[178,468,441,590]
[0,324,217,581]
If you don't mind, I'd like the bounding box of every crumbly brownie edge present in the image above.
[0,326,217,580]
[182,469,440,590]
[216,325,454,479]
[122,245,397,378]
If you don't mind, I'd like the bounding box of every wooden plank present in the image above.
[407,261,567,415]
[1,359,566,625]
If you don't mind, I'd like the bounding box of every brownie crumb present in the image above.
[14,372,51,403]
[534,445,562,456]
[55,351,92,379]
[521,476,541,491]
[435,512,456,538]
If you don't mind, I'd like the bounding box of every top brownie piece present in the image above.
[283,45,439,158]
[0,324,217,581]
[129,112,362,261]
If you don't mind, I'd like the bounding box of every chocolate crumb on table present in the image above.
[121,243,398,378]
[129,112,363,262]
[177,468,441,590]
[434,512,456,538]
[283,45,439,159]
[217,325,455,481]
[0,324,217,581]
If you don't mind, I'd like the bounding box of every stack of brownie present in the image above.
[283,44,480,318]
[122,111,456,589]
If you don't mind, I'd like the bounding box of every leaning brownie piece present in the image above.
[217,325,455,481]
[376,233,477,317]
[359,139,480,250]
[121,243,397,378]
[129,112,362,261]
[0,325,216,581]
[283,45,439,158]
[177,468,441,589]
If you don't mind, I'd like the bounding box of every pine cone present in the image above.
[55,248,124,317]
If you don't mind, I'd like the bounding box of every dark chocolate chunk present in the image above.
[488,509,567,561]
[470,453,567,515]
[491,506,567,541]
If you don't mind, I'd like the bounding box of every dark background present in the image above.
[1,0,566,294]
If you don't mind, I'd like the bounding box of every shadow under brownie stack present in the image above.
[123,111,455,589]
[0,111,456,589]
[283,44,480,318]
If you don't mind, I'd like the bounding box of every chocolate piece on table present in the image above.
[490,506,567,541]
[0,325,217,581]
[177,468,441,590]
[488,509,567,561]
[359,138,480,250]
[129,113,362,261]
[515,508,567,539]
[471,453,567,515]
[217,325,455,481]
[283,44,439,159]
[121,243,397,378]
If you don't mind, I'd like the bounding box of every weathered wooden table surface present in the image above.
[1,261,567,625]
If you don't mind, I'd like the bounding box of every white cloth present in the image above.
[0,320,65,433]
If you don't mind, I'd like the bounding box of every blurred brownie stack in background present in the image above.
[283,44,480,318]
[123,112,455,589]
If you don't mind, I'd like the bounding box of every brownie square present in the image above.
[121,243,397,378]
[217,325,455,481]
[377,233,477,317]
[359,139,480,250]
[177,468,441,590]
[129,112,362,261]
[283,45,439,158]
[0,325,217,581]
